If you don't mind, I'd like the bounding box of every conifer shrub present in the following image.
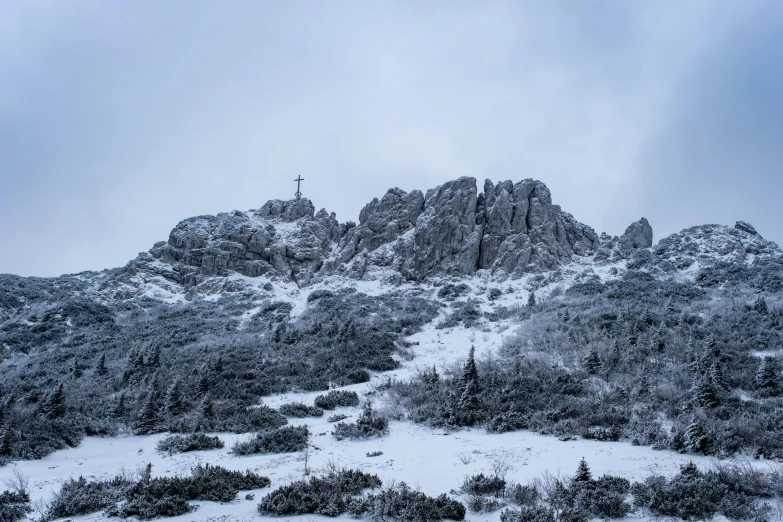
[314,390,360,410]
[461,473,506,497]
[332,403,388,440]
[156,433,224,454]
[279,402,324,417]
[231,425,309,455]
[0,489,32,522]
[45,475,133,520]
[328,413,349,423]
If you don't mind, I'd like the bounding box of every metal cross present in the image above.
[294,175,304,199]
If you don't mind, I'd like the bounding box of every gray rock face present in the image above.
[109,177,781,298]
[476,179,599,275]
[622,218,653,249]
[144,198,340,289]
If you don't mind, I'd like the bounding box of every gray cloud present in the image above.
[1,1,779,276]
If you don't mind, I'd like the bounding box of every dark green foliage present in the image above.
[573,458,592,483]
[328,413,349,423]
[45,474,133,520]
[156,433,224,454]
[231,425,309,455]
[135,393,158,435]
[582,350,601,375]
[461,474,506,497]
[332,402,388,440]
[0,425,12,456]
[0,489,31,522]
[42,383,66,419]
[488,288,503,301]
[631,462,775,521]
[0,285,437,462]
[684,418,710,454]
[500,506,556,522]
[314,390,360,410]
[391,270,783,458]
[279,402,324,417]
[91,463,271,520]
[756,358,780,396]
[258,469,382,516]
[367,483,466,521]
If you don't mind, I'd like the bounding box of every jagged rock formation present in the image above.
[93,177,782,299]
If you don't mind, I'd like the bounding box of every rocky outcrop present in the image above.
[104,178,780,299]
[622,218,653,249]
[476,179,599,276]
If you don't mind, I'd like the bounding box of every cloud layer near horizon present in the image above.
[1,1,781,276]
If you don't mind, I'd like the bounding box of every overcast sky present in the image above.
[1,1,781,277]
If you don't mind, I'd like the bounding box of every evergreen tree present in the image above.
[112,394,125,419]
[583,349,601,375]
[685,418,709,454]
[574,457,592,483]
[96,353,108,376]
[710,361,731,391]
[136,393,158,434]
[197,370,211,395]
[637,374,651,397]
[43,383,67,419]
[693,380,718,409]
[0,425,12,456]
[458,377,481,412]
[201,398,214,419]
[753,296,768,315]
[164,379,184,417]
[756,358,779,396]
[72,358,83,378]
[463,346,479,385]
[527,293,536,307]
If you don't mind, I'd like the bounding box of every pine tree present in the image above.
[197,370,211,395]
[574,457,592,483]
[96,353,108,376]
[73,358,83,378]
[164,380,183,417]
[710,361,731,391]
[458,377,481,412]
[112,394,125,419]
[201,398,214,419]
[527,293,536,307]
[0,425,12,456]
[583,349,601,375]
[463,346,479,385]
[44,383,67,419]
[756,358,779,396]
[135,393,158,434]
[693,380,718,408]
[753,296,768,315]
[685,418,709,454]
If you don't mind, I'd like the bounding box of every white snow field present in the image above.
[1,268,777,522]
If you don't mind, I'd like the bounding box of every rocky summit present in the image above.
[109,177,698,298]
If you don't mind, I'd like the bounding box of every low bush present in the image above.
[156,433,224,454]
[232,425,309,455]
[631,461,774,521]
[328,413,349,423]
[46,475,132,520]
[367,450,384,457]
[333,403,388,440]
[0,490,32,522]
[499,506,557,522]
[279,403,324,417]
[314,390,360,410]
[258,469,381,516]
[367,482,466,520]
[461,473,506,497]
[506,483,539,506]
[48,463,270,521]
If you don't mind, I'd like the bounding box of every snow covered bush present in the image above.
[231,425,309,455]
[257,469,382,516]
[45,474,133,520]
[631,461,775,521]
[156,433,224,454]
[279,402,324,417]
[460,473,506,497]
[314,390,360,410]
[332,403,388,440]
[367,482,466,521]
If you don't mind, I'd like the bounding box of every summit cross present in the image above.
[294,175,304,199]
